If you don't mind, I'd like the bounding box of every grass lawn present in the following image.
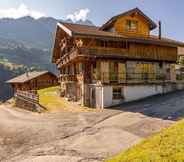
[106,119,184,162]
[38,86,95,113]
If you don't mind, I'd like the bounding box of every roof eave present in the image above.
[57,22,73,37]
[52,23,74,63]
[73,32,182,47]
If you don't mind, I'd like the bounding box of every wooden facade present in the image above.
[7,71,58,92]
[52,8,184,107]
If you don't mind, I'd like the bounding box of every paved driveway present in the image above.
[1,91,184,162]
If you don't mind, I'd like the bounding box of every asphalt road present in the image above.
[2,91,184,162]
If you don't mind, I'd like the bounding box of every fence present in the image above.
[15,90,39,104]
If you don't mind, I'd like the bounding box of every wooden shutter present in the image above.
[118,63,126,83]
[101,62,109,83]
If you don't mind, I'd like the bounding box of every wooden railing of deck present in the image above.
[100,72,166,84]
[15,90,39,103]
[57,47,128,68]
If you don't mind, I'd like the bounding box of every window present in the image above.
[113,87,122,99]
[79,63,85,74]
[126,20,138,31]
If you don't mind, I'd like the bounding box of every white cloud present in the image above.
[66,8,90,22]
[0,4,46,19]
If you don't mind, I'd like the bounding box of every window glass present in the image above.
[79,63,85,74]
[113,87,122,99]
[126,20,138,31]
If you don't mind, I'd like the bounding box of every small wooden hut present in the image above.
[7,71,58,92]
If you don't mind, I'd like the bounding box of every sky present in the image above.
[0,0,183,41]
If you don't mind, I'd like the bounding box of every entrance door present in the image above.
[90,87,96,108]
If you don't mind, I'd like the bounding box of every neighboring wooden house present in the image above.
[52,8,184,108]
[7,71,58,92]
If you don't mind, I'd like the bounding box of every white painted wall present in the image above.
[124,85,163,102]
[102,86,113,107]
[94,83,184,108]
[176,82,184,90]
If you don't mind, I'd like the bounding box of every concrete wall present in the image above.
[100,83,184,108]
[176,82,184,90]
[102,86,112,107]
[124,85,163,102]
[87,82,184,109]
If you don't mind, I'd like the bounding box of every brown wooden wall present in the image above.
[12,74,58,92]
[114,14,150,36]
[128,43,177,62]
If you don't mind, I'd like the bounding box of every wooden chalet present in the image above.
[52,8,184,108]
[7,71,58,92]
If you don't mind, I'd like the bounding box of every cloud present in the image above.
[0,4,46,19]
[66,8,90,22]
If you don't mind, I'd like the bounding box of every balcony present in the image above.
[99,72,167,84]
[60,74,77,82]
[57,47,128,68]
[78,47,128,58]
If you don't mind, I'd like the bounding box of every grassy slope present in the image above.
[106,120,184,162]
[38,86,95,113]
[38,86,70,112]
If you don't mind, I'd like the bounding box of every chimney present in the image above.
[158,21,162,39]
[26,71,29,77]
[26,68,29,77]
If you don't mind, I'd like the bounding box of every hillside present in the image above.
[107,119,184,162]
[0,16,94,101]
[0,61,26,101]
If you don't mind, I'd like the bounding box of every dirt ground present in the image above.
[2,91,184,162]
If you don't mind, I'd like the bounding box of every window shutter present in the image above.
[101,62,109,83]
[118,63,126,83]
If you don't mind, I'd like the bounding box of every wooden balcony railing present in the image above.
[100,72,166,83]
[57,47,128,67]
[60,74,77,82]
[15,90,39,103]
[78,47,128,57]
[59,72,168,84]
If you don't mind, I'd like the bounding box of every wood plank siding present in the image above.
[114,13,150,36]
[129,43,177,62]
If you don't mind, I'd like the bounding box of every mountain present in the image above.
[0,61,26,101]
[0,16,94,50]
[0,16,94,101]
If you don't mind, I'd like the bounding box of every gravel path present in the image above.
[1,91,184,162]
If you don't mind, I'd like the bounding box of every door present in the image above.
[90,87,96,108]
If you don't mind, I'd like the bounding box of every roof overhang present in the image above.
[57,22,73,37]
[72,33,182,48]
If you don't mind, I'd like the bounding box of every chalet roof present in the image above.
[7,71,56,84]
[100,8,157,31]
[58,22,125,39]
[58,22,184,47]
